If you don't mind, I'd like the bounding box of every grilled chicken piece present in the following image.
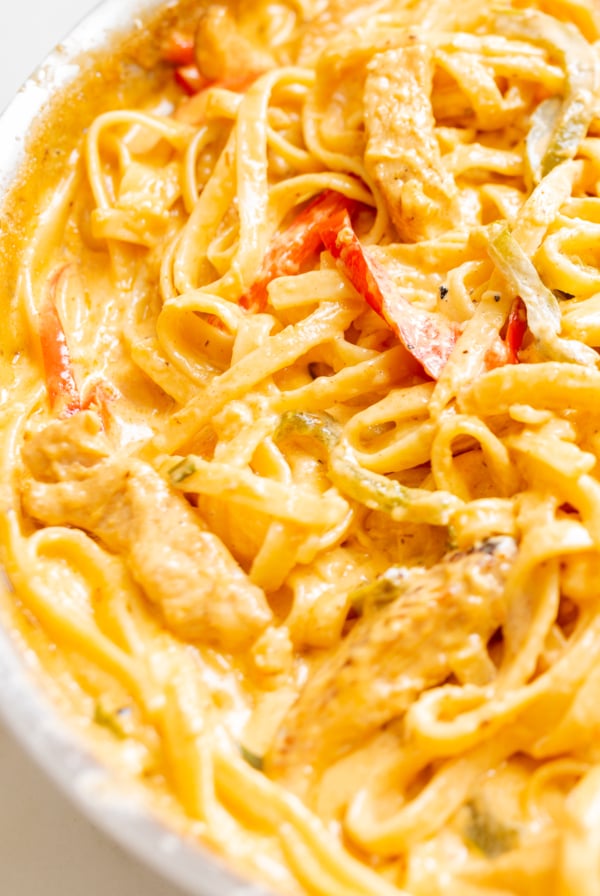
[21,412,272,649]
[364,44,462,242]
[268,537,516,781]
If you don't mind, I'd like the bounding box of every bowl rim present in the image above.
[0,4,275,895]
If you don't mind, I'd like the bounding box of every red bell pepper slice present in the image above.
[165,36,263,97]
[162,30,196,66]
[81,380,120,431]
[39,268,81,416]
[161,29,205,94]
[174,64,207,95]
[175,64,262,98]
[319,210,459,380]
[240,190,359,312]
[505,296,527,364]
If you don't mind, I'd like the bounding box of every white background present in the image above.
[0,0,99,112]
[0,2,183,894]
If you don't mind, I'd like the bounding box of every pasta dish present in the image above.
[3,0,600,892]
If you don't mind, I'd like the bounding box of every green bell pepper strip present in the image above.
[488,227,598,366]
[238,743,264,771]
[493,9,597,182]
[464,799,519,858]
[525,97,561,187]
[275,410,462,526]
[348,567,410,614]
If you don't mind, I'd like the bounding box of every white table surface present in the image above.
[0,3,184,894]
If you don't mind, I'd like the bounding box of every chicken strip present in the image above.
[364,44,462,242]
[21,412,272,649]
[268,537,516,781]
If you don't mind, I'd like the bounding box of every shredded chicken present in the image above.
[268,537,516,781]
[364,44,462,242]
[21,412,272,649]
